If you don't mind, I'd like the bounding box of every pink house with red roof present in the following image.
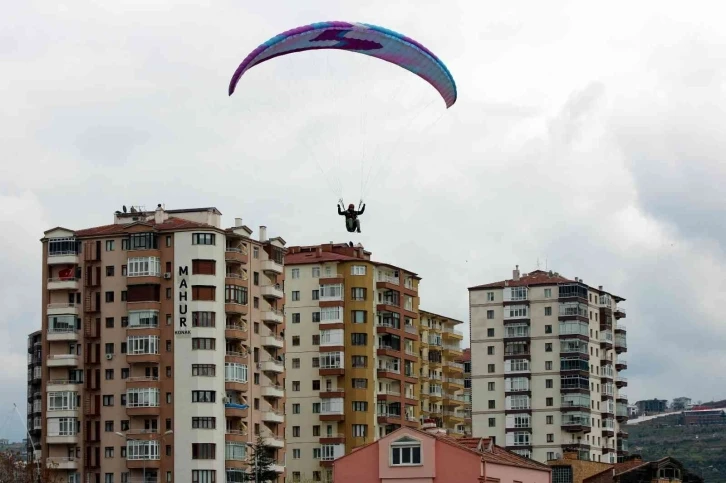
[333,426,552,483]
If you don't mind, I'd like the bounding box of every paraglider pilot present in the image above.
[338,199,365,233]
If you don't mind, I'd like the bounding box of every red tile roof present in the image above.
[74,217,217,237]
[284,251,362,265]
[613,459,648,476]
[459,348,471,362]
[469,269,574,290]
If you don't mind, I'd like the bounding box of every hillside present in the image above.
[626,415,726,483]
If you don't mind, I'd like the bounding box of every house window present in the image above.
[487,346,494,355]
[544,288,552,298]
[292,291,300,301]
[291,268,300,279]
[487,292,494,301]
[545,306,552,316]
[545,325,553,333]
[351,265,366,275]
[487,328,494,337]
[487,310,494,319]
[390,436,421,466]
[191,233,215,245]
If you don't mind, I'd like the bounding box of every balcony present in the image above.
[615,335,627,352]
[261,335,284,350]
[46,432,79,444]
[225,247,248,264]
[261,385,284,398]
[442,327,464,339]
[224,301,248,316]
[47,354,79,367]
[561,413,592,432]
[47,380,83,393]
[261,259,283,275]
[225,402,249,418]
[261,284,284,300]
[263,434,284,449]
[616,358,627,370]
[270,463,286,473]
[261,310,283,324]
[46,303,79,316]
[47,327,79,342]
[262,410,285,424]
[225,323,248,341]
[616,376,628,387]
[47,250,79,265]
[46,457,78,470]
[47,277,80,291]
[599,330,614,346]
[260,359,284,374]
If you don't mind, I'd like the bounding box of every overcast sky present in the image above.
[2,0,725,442]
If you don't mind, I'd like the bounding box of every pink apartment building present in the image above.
[333,425,552,483]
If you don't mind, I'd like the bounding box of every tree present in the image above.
[0,451,61,483]
[246,434,281,482]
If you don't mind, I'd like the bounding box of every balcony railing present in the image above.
[404,325,418,334]
[225,246,249,255]
[445,361,464,370]
[377,274,400,285]
[443,327,464,336]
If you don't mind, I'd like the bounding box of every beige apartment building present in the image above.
[283,243,421,482]
[418,311,468,436]
[469,267,629,464]
[35,205,287,483]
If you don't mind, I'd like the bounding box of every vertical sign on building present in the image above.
[175,265,191,337]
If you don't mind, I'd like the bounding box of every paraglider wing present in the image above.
[228,21,457,108]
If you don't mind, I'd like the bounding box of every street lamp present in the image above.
[115,429,173,482]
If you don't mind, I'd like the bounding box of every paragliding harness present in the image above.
[338,199,365,233]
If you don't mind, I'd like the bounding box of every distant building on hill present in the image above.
[547,452,703,483]
[635,399,667,415]
[680,409,726,426]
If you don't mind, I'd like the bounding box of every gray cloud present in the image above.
[2,0,726,441]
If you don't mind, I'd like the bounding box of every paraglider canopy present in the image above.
[228,21,457,108]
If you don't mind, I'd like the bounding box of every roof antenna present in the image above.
[536,258,540,270]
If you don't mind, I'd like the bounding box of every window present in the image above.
[351,265,366,275]
[312,380,320,390]
[352,378,367,389]
[192,338,215,350]
[544,288,552,298]
[48,392,78,411]
[390,436,421,466]
[192,312,215,328]
[312,335,320,345]
[353,424,367,437]
[488,382,495,391]
[312,289,319,300]
[105,240,115,251]
[488,364,495,373]
[192,443,216,459]
[126,335,159,355]
[192,233,215,245]
[487,328,495,337]
[545,306,552,316]
[292,381,300,391]
[127,257,161,277]
[192,259,216,275]
[351,333,367,345]
[225,285,247,305]
[192,285,215,301]
[191,470,216,483]
[487,309,494,319]
[547,434,554,442]
[126,388,160,407]
[292,336,300,346]
[105,291,114,303]
[352,401,368,411]
[128,310,159,328]
[292,404,300,414]
[488,400,496,409]
[292,449,301,459]
[312,312,321,323]
[192,364,216,377]
[545,361,553,370]
[487,346,494,355]
[487,292,494,301]
[312,357,320,368]
[191,391,216,403]
[292,291,300,301]
[192,417,216,429]
[106,266,115,277]
[545,324,553,334]
[545,343,553,352]
[293,426,300,437]
[292,358,300,369]
[291,313,300,324]
[546,415,554,424]
[546,397,554,406]
[291,268,300,279]
[488,418,495,427]
[352,355,367,367]
[352,311,366,323]
[351,287,366,300]
[546,379,553,388]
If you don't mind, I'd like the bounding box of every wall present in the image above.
[173,230,226,480]
[485,462,552,483]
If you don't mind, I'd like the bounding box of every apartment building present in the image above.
[418,311,467,436]
[469,267,629,464]
[461,348,472,434]
[283,242,421,482]
[36,204,287,483]
[28,330,43,463]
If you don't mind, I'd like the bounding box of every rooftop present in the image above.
[419,309,465,325]
[469,267,624,301]
[75,217,216,237]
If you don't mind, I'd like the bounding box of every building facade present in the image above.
[469,267,629,464]
[461,348,472,434]
[35,205,286,483]
[418,311,467,436]
[283,243,421,482]
[27,330,43,463]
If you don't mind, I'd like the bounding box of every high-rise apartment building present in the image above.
[27,330,43,463]
[283,242,421,482]
[418,311,467,436]
[469,267,629,464]
[36,205,287,483]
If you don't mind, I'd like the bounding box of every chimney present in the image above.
[513,265,520,281]
[316,246,322,257]
[154,204,166,224]
[235,218,243,227]
[259,226,267,242]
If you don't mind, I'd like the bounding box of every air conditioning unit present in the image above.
[106,354,113,360]
[163,273,172,279]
